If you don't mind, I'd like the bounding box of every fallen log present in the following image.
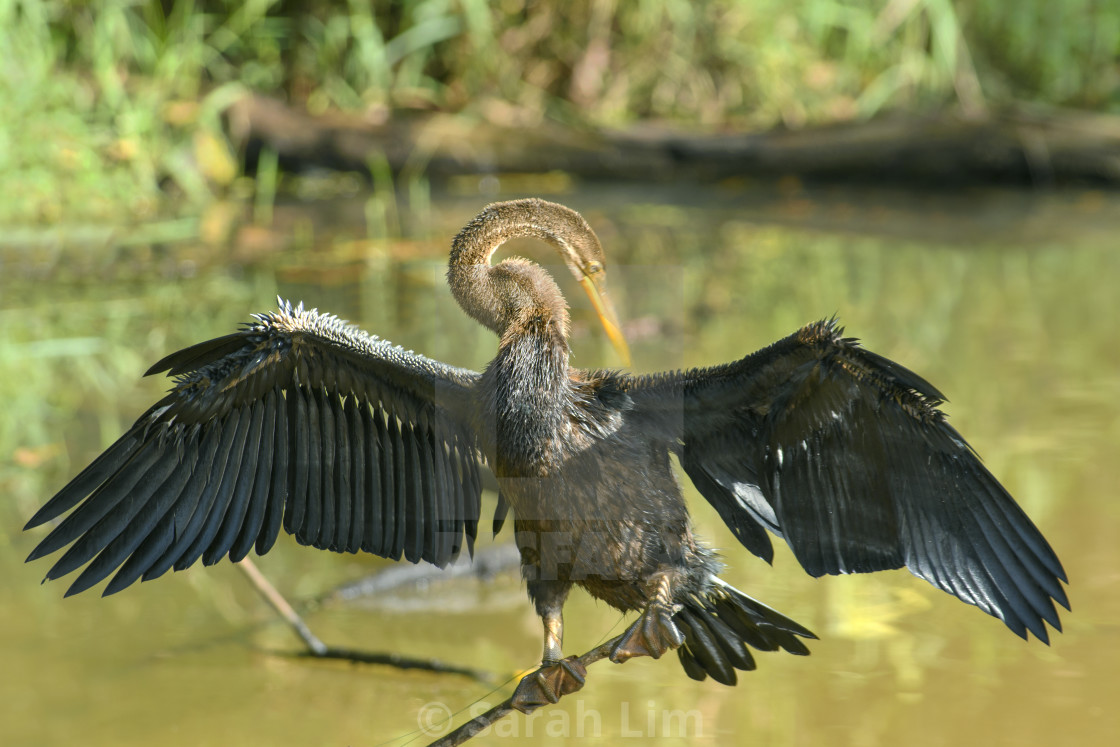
[226,95,1120,186]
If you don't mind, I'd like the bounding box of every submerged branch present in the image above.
[236,558,496,684]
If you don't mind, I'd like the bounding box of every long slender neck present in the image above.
[449,200,603,472]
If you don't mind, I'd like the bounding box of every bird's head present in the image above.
[449,198,631,366]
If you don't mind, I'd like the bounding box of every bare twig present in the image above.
[426,634,627,747]
[237,557,328,654]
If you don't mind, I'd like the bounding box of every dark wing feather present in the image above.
[627,319,1068,642]
[26,299,487,596]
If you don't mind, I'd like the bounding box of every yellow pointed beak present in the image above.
[579,274,631,367]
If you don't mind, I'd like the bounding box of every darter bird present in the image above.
[25,198,1068,711]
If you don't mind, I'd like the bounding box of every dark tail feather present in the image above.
[674,580,816,685]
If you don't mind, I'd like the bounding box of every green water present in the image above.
[3,184,1117,745]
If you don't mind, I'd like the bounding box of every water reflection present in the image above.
[3,185,1117,745]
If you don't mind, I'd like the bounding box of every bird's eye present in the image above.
[587,261,603,275]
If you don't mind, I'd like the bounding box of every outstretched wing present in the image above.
[627,319,1068,642]
[25,300,486,597]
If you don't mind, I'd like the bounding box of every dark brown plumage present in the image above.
[26,198,1067,697]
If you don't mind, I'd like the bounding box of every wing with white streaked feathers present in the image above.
[26,300,486,597]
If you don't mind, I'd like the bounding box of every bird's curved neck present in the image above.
[447,200,589,343]
[448,200,580,269]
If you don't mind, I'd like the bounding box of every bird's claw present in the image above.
[511,657,587,714]
[610,601,685,663]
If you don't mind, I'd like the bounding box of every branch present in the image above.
[426,633,628,747]
[237,557,328,654]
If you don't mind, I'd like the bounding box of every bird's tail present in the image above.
[673,578,816,685]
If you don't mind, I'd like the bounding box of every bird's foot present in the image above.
[510,657,587,714]
[609,600,685,663]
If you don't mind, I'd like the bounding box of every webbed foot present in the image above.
[610,600,685,663]
[510,656,587,714]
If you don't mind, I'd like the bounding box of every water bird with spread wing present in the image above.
[25,199,1067,711]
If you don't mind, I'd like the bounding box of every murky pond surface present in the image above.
[3,182,1118,746]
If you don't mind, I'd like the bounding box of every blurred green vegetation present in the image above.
[1,0,1117,224]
